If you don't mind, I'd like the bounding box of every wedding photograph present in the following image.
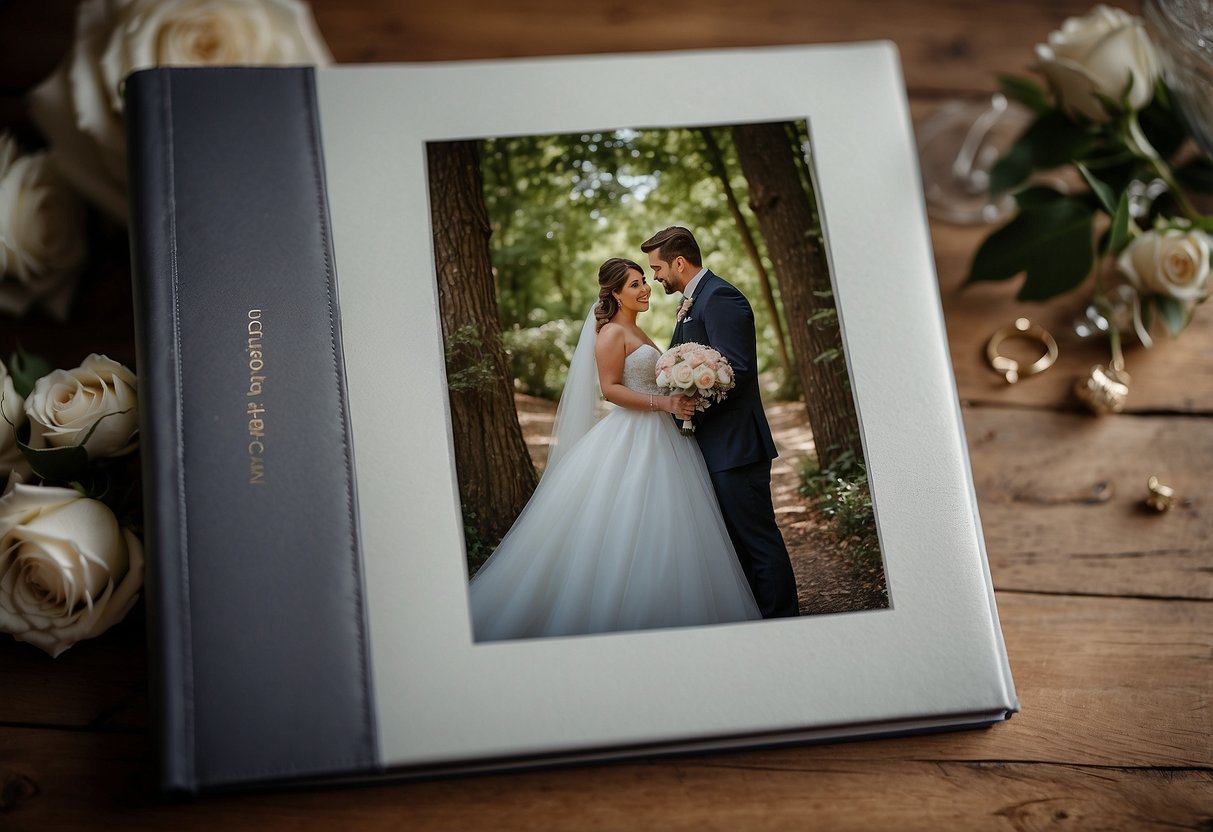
[427,120,891,643]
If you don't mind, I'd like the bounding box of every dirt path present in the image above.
[515,395,889,617]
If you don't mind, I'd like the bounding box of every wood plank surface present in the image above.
[935,227,1213,414]
[964,408,1213,599]
[2,593,1207,771]
[0,0,1121,97]
[3,729,1211,831]
[1,1,1209,830]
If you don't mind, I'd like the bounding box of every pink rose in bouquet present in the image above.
[657,342,736,435]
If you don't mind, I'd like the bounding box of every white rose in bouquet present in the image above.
[28,0,333,221]
[1118,227,1211,302]
[25,354,138,458]
[0,365,30,480]
[0,476,143,657]
[0,135,87,320]
[693,365,717,391]
[670,361,696,390]
[1034,4,1159,123]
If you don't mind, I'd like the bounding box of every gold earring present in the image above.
[1144,476,1175,512]
[986,318,1058,384]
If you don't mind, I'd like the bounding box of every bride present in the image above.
[468,257,761,640]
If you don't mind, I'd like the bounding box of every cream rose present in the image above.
[0,476,143,657]
[0,365,30,481]
[670,362,696,389]
[1034,5,1159,123]
[693,365,717,390]
[1118,227,1211,301]
[716,366,734,386]
[28,0,333,221]
[25,354,138,458]
[655,369,671,388]
[0,138,87,320]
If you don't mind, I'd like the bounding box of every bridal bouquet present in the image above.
[656,343,736,435]
[0,351,143,657]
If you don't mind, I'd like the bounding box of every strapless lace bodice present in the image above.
[623,344,662,396]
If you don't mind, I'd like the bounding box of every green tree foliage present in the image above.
[479,126,801,400]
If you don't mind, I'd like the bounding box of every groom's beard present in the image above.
[655,277,678,295]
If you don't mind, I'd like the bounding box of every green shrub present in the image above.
[501,318,581,400]
[463,505,494,577]
[444,323,498,395]
[798,447,880,565]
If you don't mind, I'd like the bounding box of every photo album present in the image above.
[125,41,1017,793]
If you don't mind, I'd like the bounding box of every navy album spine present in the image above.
[124,66,378,794]
[125,68,195,793]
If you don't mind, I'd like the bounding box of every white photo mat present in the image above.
[315,42,1016,768]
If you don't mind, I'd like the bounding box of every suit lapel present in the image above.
[672,271,718,347]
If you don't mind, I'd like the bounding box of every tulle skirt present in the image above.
[468,407,761,640]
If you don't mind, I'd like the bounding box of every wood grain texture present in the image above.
[964,408,1213,599]
[2,729,1210,831]
[0,0,1123,97]
[1,1,1209,830]
[2,593,1207,772]
[307,0,1120,96]
[933,227,1213,414]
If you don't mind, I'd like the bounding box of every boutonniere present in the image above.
[676,295,695,322]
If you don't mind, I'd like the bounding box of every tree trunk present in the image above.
[428,140,538,547]
[698,127,792,378]
[732,122,860,471]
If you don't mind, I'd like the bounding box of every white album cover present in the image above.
[313,42,1017,770]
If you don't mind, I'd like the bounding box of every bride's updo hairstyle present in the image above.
[595,257,644,332]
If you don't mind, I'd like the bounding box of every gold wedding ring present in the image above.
[986,318,1058,384]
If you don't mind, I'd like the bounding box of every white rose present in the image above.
[0,143,87,321]
[0,476,143,657]
[1118,227,1211,302]
[28,0,333,221]
[716,366,733,386]
[0,365,30,481]
[26,354,139,458]
[655,369,670,388]
[1034,5,1159,123]
[693,365,717,390]
[671,361,696,390]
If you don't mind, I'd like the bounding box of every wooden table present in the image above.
[2,2,1210,828]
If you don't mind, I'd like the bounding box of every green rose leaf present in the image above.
[8,348,51,399]
[1108,190,1132,256]
[1138,88,1188,161]
[1025,111,1097,168]
[1076,161,1118,215]
[1155,295,1189,336]
[998,74,1049,115]
[1012,185,1069,209]
[989,143,1034,195]
[18,441,91,485]
[967,194,1096,301]
[990,111,1096,195]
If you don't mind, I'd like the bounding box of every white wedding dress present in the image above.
[468,341,761,641]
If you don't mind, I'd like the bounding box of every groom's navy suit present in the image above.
[672,271,799,618]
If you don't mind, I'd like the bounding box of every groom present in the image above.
[642,227,799,618]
